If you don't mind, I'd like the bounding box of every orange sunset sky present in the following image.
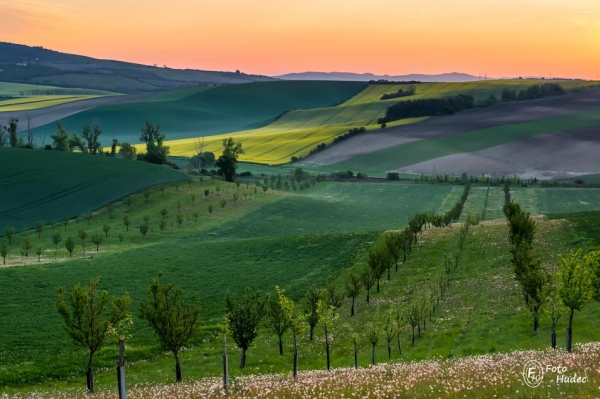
[1,0,599,79]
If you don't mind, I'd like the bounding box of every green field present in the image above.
[33,81,367,146]
[0,82,116,112]
[165,80,597,164]
[0,82,115,97]
[30,79,599,166]
[0,148,187,230]
[3,179,600,396]
[319,108,600,176]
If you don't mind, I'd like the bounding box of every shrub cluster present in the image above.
[501,83,565,102]
[378,95,475,123]
[380,85,416,100]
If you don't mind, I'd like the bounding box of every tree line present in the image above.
[504,196,600,352]
[500,83,565,102]
[378,94,476,124]
[380,85,417,100]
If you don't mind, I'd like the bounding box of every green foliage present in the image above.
[558,249,593,312]
[0,241,8,265]
[225,288,265,369]
[139,121,169,164]
[51,121,70,152]
[215,138,244,182]
[4,226,15,244]
[56,277,131,392]
[304,286,322,340]
[65,236,75,257]
[91,233,103,251]
[118,142,137,160]
[139,274,201,382]
[265,288,292,355]
[345,273,362,316]
[557,248,594,351]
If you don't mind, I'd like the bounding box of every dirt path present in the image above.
[304,88,600,166]
[0,93,155,131]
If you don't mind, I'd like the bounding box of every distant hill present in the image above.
[0,42,274,93]
[276,71,482,82]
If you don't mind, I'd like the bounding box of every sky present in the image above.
[1,0,599,79]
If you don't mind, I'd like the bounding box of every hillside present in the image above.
[32,81,367,146]
[0,42,273,93]
[165,79,599,165]
[0,148,187,231]
[302,87,600,179]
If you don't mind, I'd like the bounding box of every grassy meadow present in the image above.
[0,82,116,112]
[2,172,600,397]
[32,81,367,147]
[0,148,187,230]
[28,79,600,166]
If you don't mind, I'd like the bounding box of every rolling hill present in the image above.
[0,147,187,231]
[0,42,273,93]
[31,81,367,146]
[302,88,600,179]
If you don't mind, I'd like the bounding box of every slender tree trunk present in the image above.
[279,335,284,355]
[371,343,376,365]
[293,334,298,379]
[376,278,380,293]
[310,325,314,341]
[411,326,415,346]
[551,328,557,349]
[387,343,391,360]
[418,324,421,338]
[86,351,94,393]
[395,260,398,272]
[174,352,182,382]
[366,289,370,304]
[354,340,358,369]
[326,338,331,371]
[403,249,407,261]
[397,335,402,355]
[240,348,247,369]
[567,308,574,352]
[351,296,355,316]
[387,267,390,281]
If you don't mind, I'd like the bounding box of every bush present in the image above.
[379,94,475,123]
[387,172,400,181]
[239,171,252,177]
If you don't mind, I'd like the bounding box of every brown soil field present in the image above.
[305,88,600,166]
[0,93,153,132]
[394,126,600,180]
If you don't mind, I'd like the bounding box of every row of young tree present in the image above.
[54,200,481,393]
[505,198,600,351]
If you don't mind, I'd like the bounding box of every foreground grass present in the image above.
[9,342,599,398]
[3,181,600,395]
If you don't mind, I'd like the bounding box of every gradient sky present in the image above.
[1,0,599,78]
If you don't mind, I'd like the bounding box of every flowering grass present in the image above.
[6,342,600,398]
